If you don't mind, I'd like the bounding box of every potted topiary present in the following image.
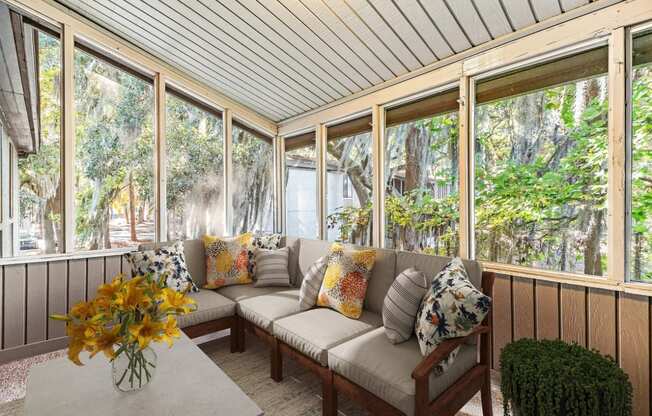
[500,339,632,416]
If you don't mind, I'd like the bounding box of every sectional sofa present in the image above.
[142,237,494,416]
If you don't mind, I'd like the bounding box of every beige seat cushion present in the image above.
[238,290,301,331]
[177,289,236,329]
[217,284,287,302]
[327,328,478,416]
[272,308,382,366]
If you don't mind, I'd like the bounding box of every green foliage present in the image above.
[326,202,372,243]
[500,339,632,416]
[474,79,609,275]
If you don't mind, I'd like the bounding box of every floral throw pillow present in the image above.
[316,243,376,319]
[203,233,254,289]
[126,241,198,293]
[414,257,491,374]
[248,233,283,276]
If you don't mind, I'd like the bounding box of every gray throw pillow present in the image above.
[253,247,291,287]
[299,256,328,311]
[382,267,428,344]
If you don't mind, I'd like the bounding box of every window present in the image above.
[231,122,274,234]
[473,46,609,275]
[325,116,373,245]
[166,88,224,240]
[74,45,154,250]
[0,18,63,257]
[284,131,317,238]
[384,89,459,256]
[630,29,652,281]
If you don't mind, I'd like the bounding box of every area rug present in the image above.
[0,334,503,415]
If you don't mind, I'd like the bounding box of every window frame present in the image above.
[468,37,611,279]
[626,22,652,283]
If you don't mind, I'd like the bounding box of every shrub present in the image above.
[500,339,632,416]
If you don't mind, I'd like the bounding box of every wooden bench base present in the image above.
[182,316,238,353]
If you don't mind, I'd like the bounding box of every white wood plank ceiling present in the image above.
[55,0,604,122]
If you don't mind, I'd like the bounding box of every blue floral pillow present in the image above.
[126,241,199,293]
[414,257,491,374]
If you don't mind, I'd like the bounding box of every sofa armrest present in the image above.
[411,325,490,381]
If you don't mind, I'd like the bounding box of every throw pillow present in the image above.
[253,247,291,287]
[316,243,376,319]
[382,267,428,344]
[299,256,329,311]
[414,257,492,374]
[203,233,253,289]
[126,241,198,293]
[248,233,283,276]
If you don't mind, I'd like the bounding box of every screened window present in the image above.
[384,89,459,256]
[630,29,652,282]
[74,46,154,250]
[284,131,317,238]
[166,89,224,240]
[231,122,274,234]
[474,46,609,275]
[326,116,373,245]
[0,19,62,257]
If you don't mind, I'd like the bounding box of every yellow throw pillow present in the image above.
[203,233,253,289]
[316,243,376,319]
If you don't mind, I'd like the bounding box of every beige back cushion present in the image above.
[137,239,207,287]
[283,236,301,286]
[293,238,397,315]
[395,251,482,291]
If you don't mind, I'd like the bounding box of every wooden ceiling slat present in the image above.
[393,0,454,59]
[111,0,313,113]
[173,0,332,106]
[419,0,473,53]
[236,0,360,94]
[78,0,290,120]
[261,0,375,89]
[58,0,602,122]
[446,0,492,45]
[500,0,537,29]
[322,0,408,76]
[346,0,421,70]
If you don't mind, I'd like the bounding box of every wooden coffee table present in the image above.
[25,333,263,415]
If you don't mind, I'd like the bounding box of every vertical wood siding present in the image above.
[491,274,651,416]
[0,255,127,362]
[0,263,650,414]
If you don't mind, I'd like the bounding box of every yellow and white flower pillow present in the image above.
[316,243,376,319]
[203,233,253,289]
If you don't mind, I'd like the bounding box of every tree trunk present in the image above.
[128,173,137,242]
[583,209,604,276]
[44,183,63,253]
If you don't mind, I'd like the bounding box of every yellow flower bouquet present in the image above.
[51,273,196,392]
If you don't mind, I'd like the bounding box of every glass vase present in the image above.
[111,344,157,392]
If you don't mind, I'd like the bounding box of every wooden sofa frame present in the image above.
[182,316,238,353]
[236,271,496,416]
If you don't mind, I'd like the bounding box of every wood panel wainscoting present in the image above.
[491,274,651,416]
[1,258,651,415]
[0,254,131,364]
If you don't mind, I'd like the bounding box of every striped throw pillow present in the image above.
[382,267,429,344]
[299,256,329,311]
[253,247,291,287]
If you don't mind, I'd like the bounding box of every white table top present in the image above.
[25,333,263,416]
